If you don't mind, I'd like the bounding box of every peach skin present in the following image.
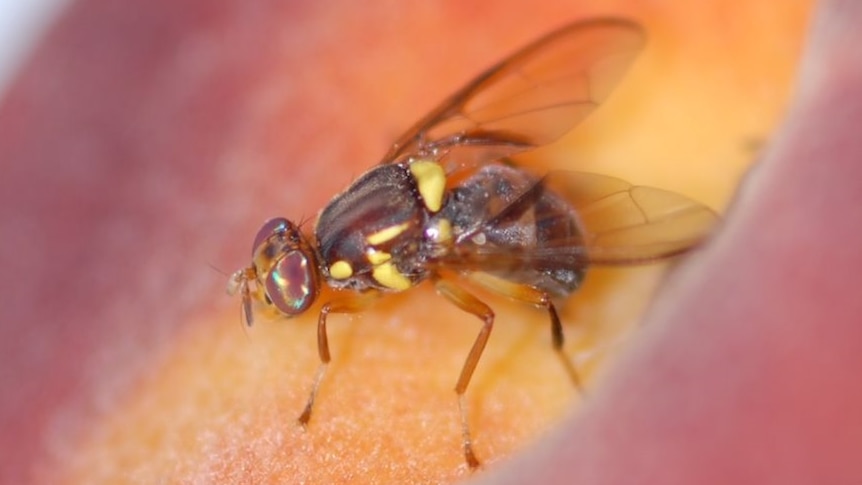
[0,1,835,484]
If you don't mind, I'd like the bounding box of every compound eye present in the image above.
[264,250,316,315]
[251,217,290,255]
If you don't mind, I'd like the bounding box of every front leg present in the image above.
[298,291,379,425]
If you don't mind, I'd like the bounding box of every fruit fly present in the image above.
[228,17,716,468]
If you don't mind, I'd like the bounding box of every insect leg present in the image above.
[433,277,494,469]
[298,291,379,426]
[240,280,254,328]
[468,273,584,393]
[226,266,257,327]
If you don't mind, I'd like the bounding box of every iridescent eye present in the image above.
[251,217,289,255]
[264,250,316,315]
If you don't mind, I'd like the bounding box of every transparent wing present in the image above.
[542,171,718,264]
[381,18,646,167]
[438,171,718,273]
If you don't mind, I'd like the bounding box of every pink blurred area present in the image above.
[6,0,862,484]
[0,1,308,481]
[1,1,649,480]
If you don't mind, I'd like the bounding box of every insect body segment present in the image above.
[315,159,452,293]
[228,218,320,324]
[228,17,717,469]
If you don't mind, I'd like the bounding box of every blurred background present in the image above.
[0,1,814,483]
[0,0,68,96]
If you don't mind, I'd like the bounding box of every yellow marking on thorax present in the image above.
[426,218,453,244]
[366,249,392,265]
[328,260,353,280]
[372,261,413,291]
[409,160,446,213]
[366,222,410,246]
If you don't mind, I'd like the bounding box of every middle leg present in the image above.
[467,272,584,393]
[298,291,380,425]
[433,277,494,469]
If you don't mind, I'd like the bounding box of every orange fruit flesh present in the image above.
[1,1,814,483]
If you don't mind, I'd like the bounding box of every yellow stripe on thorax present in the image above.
[366,222,410,245]
[409,160,446,213]
[372,261,413,291]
